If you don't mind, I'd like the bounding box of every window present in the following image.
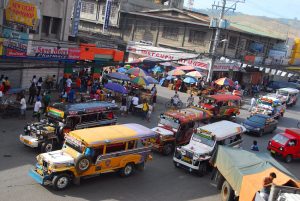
[105,142,126,154]
[81,113,98,123]
[228,36,238,49]
[110,2,119,18]
[81,2,95,14]
[42,16,51,34]
[51,17,61,34]
[100,112,114,120]
[162,26,179,41]
[150,22,157,31]
[188,30,206,45]
[218,34,226,48]
[127,140,136,150]
[66,116,81,128]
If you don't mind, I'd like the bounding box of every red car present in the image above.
[268,128,300,163]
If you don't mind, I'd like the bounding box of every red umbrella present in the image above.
[215,77,234,86]
[176,66,195,71]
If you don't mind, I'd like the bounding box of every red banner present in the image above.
[6,48,26,57]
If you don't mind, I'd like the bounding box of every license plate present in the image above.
[182,156,191,163]
[271,150,275,154]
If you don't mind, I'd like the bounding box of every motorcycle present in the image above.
[165,99,183,109]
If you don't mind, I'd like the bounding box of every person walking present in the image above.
[66,76,72,93]
[120,95,127,116]
[36,77,43,96]
[249,96,256,112]
[146,104,153,122]
[0,82,4,102]
[151,84,157,111]
[20,94,27,119]
[42,91,51,114]
[31,75,37,86]
[142,99,149,120]
[33,96,42,121]
[187,94,194,107]
[3,77,10,93]
[28,83,37,105]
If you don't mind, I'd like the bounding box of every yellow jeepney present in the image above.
[29,123,155,190]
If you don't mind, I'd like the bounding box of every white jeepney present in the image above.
[276,88,299,107]
[173,120,246,176]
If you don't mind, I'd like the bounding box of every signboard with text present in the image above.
[27,46,80,60]
[71,0,82,37]
[103,0,112,31]
[2,28,28,53]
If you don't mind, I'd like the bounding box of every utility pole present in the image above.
[206,0,245,82]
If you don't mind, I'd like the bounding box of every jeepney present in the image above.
[151,107,212,155]
[198,94,241,120]
[276,88,299,107]
[20,101,118,153]
[173,121,245,176]
[29,123,155,190]
[251,96,286,119]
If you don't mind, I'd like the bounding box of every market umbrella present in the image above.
[167,69,185,76]
[107,72,130,81]
[166,75,176,80]
[215,77,234,86]
[117,67,127,73]
[183,77,197,84]
[141,57,161,64]
[104,83,128,94]
[151,66,163,73]
[126,67,147,77]
[160,62,173,67]
[145,76,159,84]
[131,76,150,86]
[186,71,205,78]
[124,64,132,69]
[176,66,195,71]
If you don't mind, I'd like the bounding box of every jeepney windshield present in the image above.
[192,132,215,147]
[278,91,289,97]
[159,117,180,129]
[64,136,84,154]
[272,134,289,145]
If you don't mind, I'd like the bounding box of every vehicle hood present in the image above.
[152,126,174,136]
[183,140,214,155]
[243,119,263,129]
[27,121,56,132]
[40,150,74,165]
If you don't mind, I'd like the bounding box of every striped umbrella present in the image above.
[167,69,185,76]
[186,71,205,78]
[117,67,127,73]
[126,67,147,77]
[145,76,159,84]
[131,76,150,86]
[215,77,234,86]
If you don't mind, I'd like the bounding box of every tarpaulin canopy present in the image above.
[211,146,300,201]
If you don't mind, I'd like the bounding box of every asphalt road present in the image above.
[0,86,299,201]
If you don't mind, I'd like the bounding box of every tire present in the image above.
[41,141,54,153]
[197,162,207,177]
[75,155,92,173]
[285,155,293,163]
[221,181,234,201]
[52,174,71,190]
[162,143,174,156]
[258,130,264,137]
[165,102,172,109]
[120,163,135,177]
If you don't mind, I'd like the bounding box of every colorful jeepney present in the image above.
[151,107,212,155]
[20,101,118,153]
[251,96,286,119]
[29,123,155,190]
[198,94,241,119]
[276,88,299,107]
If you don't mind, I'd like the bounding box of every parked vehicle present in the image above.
[20,101,118,152]
[268,128,300,163]
[28,123,155,190]
[211,146,300,201]
[251,96,286,119]
[151,107,212,155]
[173,120,245,176]
[198,94,241,120]
[266,81,300,92]
[242,114,278,137]
[276,88,299,107]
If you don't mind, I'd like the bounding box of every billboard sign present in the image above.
[103,0,112,32]
[2,28,28,52]
[71,0,82,37]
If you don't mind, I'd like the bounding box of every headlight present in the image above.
[279,147,283,151]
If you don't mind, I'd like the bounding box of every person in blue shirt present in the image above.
[251,140,259,151]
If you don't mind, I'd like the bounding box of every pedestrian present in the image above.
[151,84,157,111]
[66,76,72,93]
[260,172,277,200]
[31,75,37,86]
[28,82,37,105]
[146,104,153,122]
[68,89,75,103]
[251,140,259,151]
[249,96,256,112]
[0,74,4,83]
[120,95,127,116]
[0,81,4,102]
[187,94,194,107]
[36,77,43,96]
[131,94,139,113]
[76,77,81,92]
[3,77,10,93]
[61,89,68,102]
[142,99,149,120]
[127,93,133,113]
[33,96,42,121]
[43,91,51,114]
[20,94,26,119]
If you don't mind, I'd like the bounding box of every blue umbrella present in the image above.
[117,67,127,73]
[107,72,130,81]
[145,76,159,84]
[151,66,163,73]
[166,75,176,80]
[104,83,128,94]
[183,77,197,84]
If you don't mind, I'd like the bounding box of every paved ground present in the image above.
[0,86,299,201]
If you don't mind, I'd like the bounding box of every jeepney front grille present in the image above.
[185,151,193,159]
[42,160,48,171]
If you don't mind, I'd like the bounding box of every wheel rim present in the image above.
[124,165,132,175]
[79,159,90,170]
[57,176,68,189]
[45,144,53,152]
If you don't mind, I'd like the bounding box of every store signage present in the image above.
[2,28,28,52]
[103,0,112,31]
[6,48,26,57]
[70,0,82,37]
[213,63,240,72]
[68,48,80,60]
[32,46,69,59]
[5,0,39,30]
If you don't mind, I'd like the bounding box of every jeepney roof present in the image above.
[278,88,300,94]
[67,123,155,146]
[163,107,211,124]
[198,120,246,140]
[206,94,241,102]
[51,101,118,114]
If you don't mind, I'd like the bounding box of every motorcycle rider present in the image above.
[171,91,180,106]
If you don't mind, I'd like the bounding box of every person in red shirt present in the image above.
[76,77,81,92]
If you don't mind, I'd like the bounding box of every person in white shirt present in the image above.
[249,96,256,112]
[33,97,42,121]
[66,77,72,93]
[20,95,27,119]
[131,95,139,113]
